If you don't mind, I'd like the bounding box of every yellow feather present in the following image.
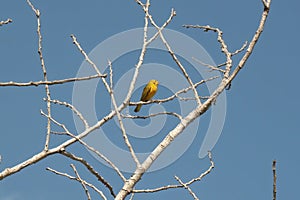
[134,80,159,112]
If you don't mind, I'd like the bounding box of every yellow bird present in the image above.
[134,79,159,112]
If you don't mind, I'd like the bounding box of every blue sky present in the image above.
[0,0,299,199]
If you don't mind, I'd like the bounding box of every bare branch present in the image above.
[61,151,116,197]
[46,167,107,200]
[262,0,269,8]
[108,60,113,90]
[56,128,126,182]
[232,41,248,56]
[185,151,214,185]
[40,110,70,134]
[177,96,210,101]
[70,164,92,200]
[47,99,89,130]
[129,193,135,200]
[192,57,226,73]
[70,35,106,78]
[183,25,232,79]
[50,131,68,135]
[133,151,214,193]
[0,18,12,26]
[122,111,182,121]
[272,160,277,200]
[216,62,227,68]
[146,8,176,45]
[0,74,106,87]
[134,0,144,8]
[0,150,51,180]
[175,176,199,200]
[122,0,150,106]
[26,0,52,151]
[231,0,271,77]
[110,83,141,167]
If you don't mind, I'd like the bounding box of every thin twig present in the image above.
[72,134,126,182]
[122,0,150,107]
[129,193,135,200]
[61,150,116,197]
[40,110,70,134]
[47,99,89,130]
[54,125,126,182]
[134,0,144,7]
[232,41,248,56]
[26,0,52,151]
[272,160,277,200]
[146,8,176,45]
[175,176,199,200]
[70,164,92,200]
[183,25,233,79]
[133,151,214,193]
[50,131,68,135]
[192,57,226,73]
[0,74,106,87]
[262,0,268,8]
[46,167,107,200]
[0,18,12,26]
[70,35,106,78]
[108,60,113,90]
[177,96,210,101]
[71,34,113,98]
[109,64,141,167]
[185,151,214,185]
[216,62,227,68]
[232,0,272,75]
[122,111,182,121]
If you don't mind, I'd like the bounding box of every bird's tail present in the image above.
[134,104,142,112]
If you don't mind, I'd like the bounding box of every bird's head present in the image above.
[150,79,159,86]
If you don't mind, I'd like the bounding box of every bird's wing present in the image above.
[140,83,152,101]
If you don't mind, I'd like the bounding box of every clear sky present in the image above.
[0,0,299,200]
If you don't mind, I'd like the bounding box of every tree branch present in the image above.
[108,62,141,167]
[115,0,272,198]
[70,164,92,200]
[47,99,89,130]
[0,18,12,26]
[46,167,107,200]
[272,160,277,200]
[175,176,199,200]
[0,74,106,87]
[133,151,214,193]
[61,151,116,197]
[26,0,52,151]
